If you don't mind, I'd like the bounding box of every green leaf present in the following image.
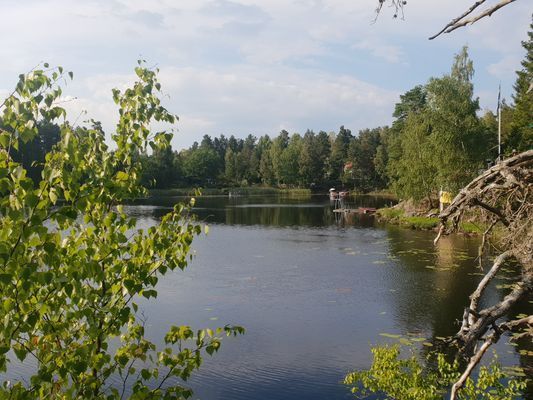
[0,133,10,148]
[49,188,58,204]
[116,171,129,181]
[141,369,151,380]
[0,274,12,284]
[13,346,27,362]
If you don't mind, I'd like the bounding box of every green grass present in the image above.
[377,207,439,230]
[227,187,311,196]
[364,189,396,197]
[459,221,485,234]
[401,216,439,230]
[148,186,312,197]
[378,206,492,233]
[278,188,312,196]
[377,207,404,220]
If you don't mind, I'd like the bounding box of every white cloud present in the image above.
[353,39,406,64]
[0,0,530,149]
[55,64,398,149]
[157,65,398,147]
[487,55,522,80]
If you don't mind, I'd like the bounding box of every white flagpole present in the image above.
[497,83,501,162]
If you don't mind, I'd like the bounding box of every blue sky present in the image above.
[0,0,530,150]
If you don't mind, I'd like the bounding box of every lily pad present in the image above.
[379,333,402,339]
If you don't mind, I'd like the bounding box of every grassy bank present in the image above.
[359,189,396,197]
[148,187,312,197]
[377,206,489,234]
[377,207,440,230]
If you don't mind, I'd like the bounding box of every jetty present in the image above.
[333,207,376,214]
[331,195,376,214]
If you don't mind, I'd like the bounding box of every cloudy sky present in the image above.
[0,0,530,149]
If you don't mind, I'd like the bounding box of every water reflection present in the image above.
[4,194,531,399]
[134,194,393,228]
[128,194,531,399]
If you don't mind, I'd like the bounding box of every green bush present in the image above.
[345,345,527,399]
[0,63,243,399]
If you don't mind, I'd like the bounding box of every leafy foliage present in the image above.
[387,45,490,201]
[0,63,243,399]
[344,345,527,399]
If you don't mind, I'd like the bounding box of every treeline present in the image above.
[139,125,388,191]
[140,40,531,199]
[4,32,531,201]
[383,40,531,204]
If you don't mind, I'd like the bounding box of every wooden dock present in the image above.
[333,207,376,214]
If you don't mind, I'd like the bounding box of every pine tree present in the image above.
[509,20,533,153]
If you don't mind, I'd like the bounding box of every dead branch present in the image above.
[429,0,518,40]
[449,314,532,399]
[500,314,533,333]
[470,198,510,226]
[465,251,513,329]
[458,263,532,357]
[449,330,499,400]
[373,0,406,23]
[429,0,488,40]
[375,1,519,39]
[437,150,533,270]
[434,150,532,398]
[477,220,497,269]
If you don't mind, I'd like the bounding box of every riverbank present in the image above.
[148,187,312,197]
[377,207,440,230]
[376,203,485,234]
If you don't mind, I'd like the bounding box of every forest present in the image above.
[5,37,531,203]
[0,1,531,398]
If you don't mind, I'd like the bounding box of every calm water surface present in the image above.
[129,194,532,399]
[5,194,531,398]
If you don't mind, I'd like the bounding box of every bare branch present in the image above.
[429,0,487,40]
[430,0,518,40]
[500,315,533,333]
[477,220,498,269]
[373,0,408,24]
[467,251,513,326]
[451,314,532,399]
[450,331,499,400]
[458,274,532,356]
[433,149,532,373]
[471,198,510,226]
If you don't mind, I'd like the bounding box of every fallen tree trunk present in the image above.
[434,150,533,399]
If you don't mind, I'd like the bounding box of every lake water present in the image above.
[129,193,532,399]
